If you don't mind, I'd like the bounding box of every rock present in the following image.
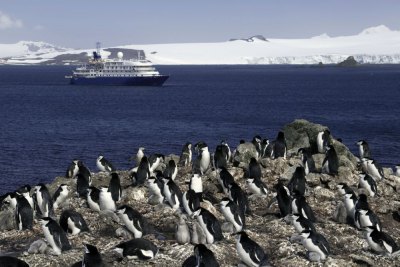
[28,239,48,254]
[337,56,358,67]
[123,186,146,202]
[233,142,258,166]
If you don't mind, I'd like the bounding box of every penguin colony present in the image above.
[0,122,400,266]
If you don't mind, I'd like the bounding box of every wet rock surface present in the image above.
[0,120,399,266]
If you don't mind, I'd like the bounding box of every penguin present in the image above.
[261,138,272,158]
[175,216,191,244]
[163,159,178,180]
[395,164,400,177]
[80,244,104,267]
[358,173,378,197]
[214,145,228,169]
[0,256,29,267]
[274,181,291,217]
[191,221,207,245]
[356,140,371,159]
[363,226,400,256]
[52,184,69,209]
[322,145,339,175]
[251,135,262,158]
[114,238,158,260]
[179,142,192,167]
[298,148,316,175]
[38,217,71,255]
[189,173,203,198]
[354,194,382,231]
[16,185,34,209]
[290,214,316,233]
[59,209,89,235]
[359,157,370,173]
[109,172,122,202]
[16,195,33,230]
[76,172,90,198]
[317,129,330,154]
[146,176,164,204]
[33,183,54,218]
[87,187,101,212]
[66,159,80,178]
[2,192,18,208]
[246,178,268,196]
[287,166,306,196]
[272,131,287,159]
[96,155,115,172]
[197,142,211,175]
[116,205,147,238]
[366,159,384,181]
[99,186,116,211]
[221,140,232,162]
[182,189,201,216]
[247,157,262,180]
[162,177,183,210]
[235,231,269,267]
[148,153,164,173]
[135,147,145,166]
[192,207,223,244]
[291,195,316,222]
[219,197,245,232]
[193,244,220,267]
[182,255,197,267]
[300,230,330,262]
[78,161,92,185]
[218,167,235,194]
[132,156,150,186]
[336,183,357,221]
[228,182,251,216]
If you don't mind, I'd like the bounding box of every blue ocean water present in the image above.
[0,65,399,194]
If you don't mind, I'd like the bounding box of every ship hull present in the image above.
[70,75,169,86]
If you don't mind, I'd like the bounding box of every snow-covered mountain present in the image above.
[0,41,69,58]
[1,25,400,65]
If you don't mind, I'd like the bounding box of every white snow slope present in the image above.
[2,25,400,65]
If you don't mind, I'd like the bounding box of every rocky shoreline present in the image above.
[1,119,399,266]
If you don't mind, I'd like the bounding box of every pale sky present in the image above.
[0,0,399,49]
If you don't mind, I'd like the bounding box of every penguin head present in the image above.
[246,178,255,185]
[219,197,231,207]
[300,230,312,239]
[168,160,176,167]
[277,131,285,141]
[60,184,69,191]
[191,208,201,218]
[84,243,100,255]
[116,206,127,215]
[233,231,248,241]
[38,217,52,226]
[194,244,208,257]
[97,155,104,161]
[99,186,109,193]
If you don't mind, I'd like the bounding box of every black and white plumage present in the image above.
[179,142,192,167]
[52,184,69,209]
[148,154,164,173]
[248,157,262,180]
[146,176,164,204]
[16,195,33,230]
[336,183,357,220]
[218,167,235,194]
[33,183,54,218]
[99,186,116,211]
[354,194,382,231]
[298,148,316,175]
[219,197,245,232]
[182,189,201,216]
[0,256,29,267]
[76,172,90,198]
[395,164,400,177]
[114,238,158,260]
[235,231,269,267]
[356,140,371,159]
[366,159,384,181]
[109,172,122,202]
[162,177,183,210]
[317,129,330,154]
[228,182,251,216]
[78,161,92,185]
[275,181,291,217]
[220,140,232,162]
[252,135,262,159]
[87,186,101,212]
[246,178,268,196]
[322,145,339,175]
[135,147,145,166]
[290,214,316,233]
[363,226,399,256]
[175,216,191,244]
[96,155,115,172]
[59,209,89,235]
[79,244,105,267]
[39,217,71,255]
[272,131,287,159]
[214,145,228,169]
[66,159,80,178]
[193,244,220,267]
[163,159,178,180]
[17,185,34,209]
[194,142,211,175]
[291,195,316,222]
[193,208,223,244]
[2,192,18,209]
[132,156,150,186]
[261,138,272,158]
[300,230,330,262]
[116,205,147,238]
[358,173,378,197]
[189,173,203,197]
[287,166,306,196]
